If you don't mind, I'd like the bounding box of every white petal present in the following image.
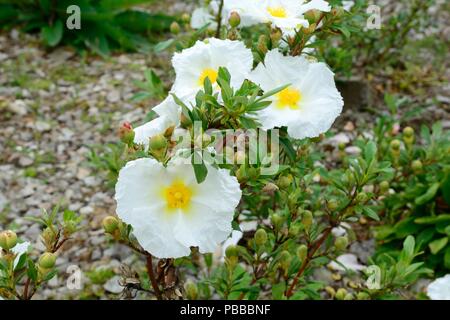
[328,254,366,272]
[12,241,30,268]
[133,116,172,150]
[427,274,450,300]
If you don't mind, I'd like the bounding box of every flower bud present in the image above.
[403,126,414,137]
[327,199,339,211]
[277,175,293,189]
[356,192,368,204]
[118,122,135,146]
[149,134,168,151]
[41,227,56,245]
[235,166,246,183]
[411,160,423,173]
[335,288,347,300]
[296,244,308,261]
[184,281,198,300]
[262,182,279,195]
[257,35,268,54]
[247,167,260,180]
[356,292,370,300]
[390,139,401,151]
[270,28,282,45]
[228,11,241,28]
[0,230,18,251]
[279,250,291,270]
[325,286,336,297]
[304,9,321,23]
[181,13,190,24]
[288,224,300,237]
[335,236,349,250]
[379,181,389,193]
[170,21,181,35]
[271,214,283,230]
[344,293,354,300]
[38,252,57,269]
[331,7,344,18]
[102,216,119,234]
[225,245,239,258]
[180,113,192,128]
[301,210,313,230]
[254,229,268,246]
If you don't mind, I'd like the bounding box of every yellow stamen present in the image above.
[276,87,301,109]
[267,6,287,18]
[198,68,218,86]
[164,181,192,210]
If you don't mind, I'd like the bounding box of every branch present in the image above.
[145,254,163,300]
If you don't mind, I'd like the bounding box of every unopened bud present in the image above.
[325,286,336,297]
[344,293,354,300]
[411,160,423,173]
[38,252,56,269]
[170,21,181,35]
[288,224,301,237]
[331,7,344,18]
[118,122,135,146]
[327,199,339,211]
[335,236,349,250]
[304,9,321,23]
[379,181,390,193]
[403,126,414,137]
[356,292,370,300]
[185,281,198,300]
[356,192,368,203]
[228,11,241,28]
[335,288,347,300]
[277,175,293,189]
[225,245,239,258]
[262,182,279,194]
[41,227,56,244]
[270,28,282,45]
[149,134,168,151]
[297,244,308,261]
[279,250,291,270]
[257,35,268,54]
[301,210,313,230]
[390,139,401,151]
[254,229,268,246]
[271,214,283,230]
[0,230,18,251]
[181,13,190,24]
[102,216,119,234]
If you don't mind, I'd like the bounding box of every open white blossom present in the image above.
[115,157,242,258]
[224,0,330,34]
[171,38,253,104]
[249,49,343,139]
[191,2,219,30]
[427,274,450,300]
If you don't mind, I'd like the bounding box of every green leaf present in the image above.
[272,282,286,299]
[364,141,377,164]
[191,152,208,184]
[403,235,415,259]
[41,19,64,47]
[362,206,380,221]
[429,237,448,255]
[415,182,440,205]
[445,247,450,269]
[442,175,450,206]
[27,259,38,282]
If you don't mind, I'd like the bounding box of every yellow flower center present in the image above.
[267,6,287,18]
[198,68,218,86]
[164,181,192,210]
[276,87,301,109]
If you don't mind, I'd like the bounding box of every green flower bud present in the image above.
[335,236,349,251]
[0,230,18,251]
[235,166,246,183]
[411,160,423,173]
[338,142,346,151]
[356,192,368,203]
[277,175,292,189]
[118,122,135,146]
[271,214,283,230]
[304,9,321,23]
[325,286,336,297]
[149,134,168,151]
[38,252,57,269]
[356,292,370,300]
[102,216,119,234]
[257,35,268,54]
[254,229,268,246]
[331,7,345,18]
[225,245,239,258]
[279,250,291,270]
[390,139,401,151]
[344,293,354,300]
[301,210,313,230]
[403,126,414,137]
[379,181,389,193]
[181,13,190,24]
[327,199,339,211]
[247,167,260,180]
[335,288,347,300]
[288,224,301,237]
[296,244,308,261]
[180,113,192,128]
[403,135,414,146]
[270,28,282,45]
[170,21,181,35]
[41,227,56,245]
[228,11,241,28]
[184,281,198,300]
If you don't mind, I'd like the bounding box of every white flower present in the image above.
[342,0,354,11]
[328,254,366,272]
[249,49,343,139]
[427,274,450,300]
[225,0,330,35]
[115,157,242,258]
[171,38,253,104]
[133,96,181,150]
